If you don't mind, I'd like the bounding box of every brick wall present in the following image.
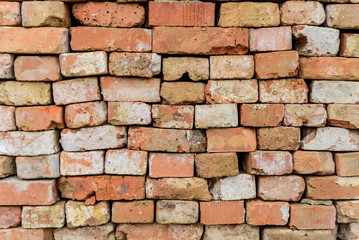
[0,0,358,239]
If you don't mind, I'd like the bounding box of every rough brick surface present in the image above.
[249,27,292,52]
[112,200,154,223]
[200,201,244,225]
[246,199,289,225]
[244,151,293,175]
[0,207,21,229]
[14,56,61,81]
[280,1,325,25]
[293,151,335,175]
[210,55,254,79]
[16,154,60,179]
[340,33,359,57]
[259,79,308,103]
[22,201,65,228]
[0,54,14,79]
[163,57,209,81]
[0,2,20,26]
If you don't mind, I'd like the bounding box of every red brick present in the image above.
[207,128,256,152]
[153,27,248,55]
[0,27,69,54]
[15,106,64,131]
[249,27,292,52]
[149,2,214,27]
[280,1,325,26]
[70,27,151,52]
[195,153,239,178]
[163,57,209,81]
[0,54,14,79]
[0,2,20,26]
[240,104,284,127]
[60,151,104,176]
[161,82,205,105]
[340,33,359,57]
[244,151,293,175]
[257,127,300,150]
[284,104,327,127]
[0,207,21,229]
[0,228,53,240]
[293,151,335,175]
[210,55,254,79]
[0,105,15,131]
[255,51,299,79]
[112,200,154,223]
[259,79,308,103]
[149,153,194,178]
[16,154,60,179]
[334,152,359,177]
[0,156,15,178]
[73,2,145,27]
[200,201,244,225]
[65,101,107,128]
[14,56,60,81]
[152,105,194,129]
[326,4,359,29]
[327,104,359,129]
[246,199,289,226]
[289,204,336,229]
[335,200,359,223]
[105,149,147,175]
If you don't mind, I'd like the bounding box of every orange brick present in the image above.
[244,151,293,175]
[161,82,205,105]
[112,200,154,223]
[65,101,107,128]
[16,154,60,179]
[200,201,244,225]
[293,151,335,175]
[149,153,194,178]
[257,127,300,150]
[284,104,327,127]
[152,105,194,129]
[326,4,359,29]
[334,152,359,177]
[249,27,292,52]
[0,2,20,26]
[259,79,308,103]
[280,1,325,26]
[335,200,359,223]
[14,56,61,81]
[327,104,359,129]
[340,33,359,57]
[60,151,104,176]
[195,153,239,178]
[240,104,284,127]
[246,199,289,225]
[0,106,15,131]
[0,207,21,229]
[0,228,53,240]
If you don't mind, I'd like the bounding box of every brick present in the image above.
[338,223,359,240]
[116,223,203,240]
[16,154,60,179]
[326,4,359,29]
[336,201,359,223]
[257,127,300,150]
[146,178,211,201]
[0,228,54,240]
[0,177,58,205]
[0,81,52,106]
[153,27,248,55]
[149,153,194,178]
[65,101,107,128]
[152,105,194,129]
[0,106,15,131]
[14,56,60,81]
[100,77,160,103]
[156,200,198,224]
[210,174,256,200]
[284,104,327,127]
[210,55,254,79]
[0,207,21,229]
[108,102,151,125]
[262,228,336,240]
[206,80,258,103]
[58,176,145,201]
[73,2,145,27]
[0,27,69,54]
[60,125,127,151]
[195,153,239,178]
[53,77,101,105]
[306,176,359,199]
[60,151,104,176]
[0,54,14,79]
[54,223,115,240]
[259,79,308,103]
[15,106,64,131]
[280,1,325,25]
[0,156,15,178]
[149,2,214,26]
[70,27,151,52]
[0,2,20,26]
[327,104,359,129]
[310,81,359,103]
[105,149,147,175]
[0,131,59,156]
[112,200,154,223]
[301,127,359,151]
[334,152,359,177]
[246,200,289,226]
[249,27,292,52]
[244,151,293,175]
[195,104,238,129]
[219,2,279,27]
[207,128,256,152]
[258,175,305,201]
[203,225,260,240]
[289,204,336,230]
[240,104,284,127]
[200,201,244,225]
[161,82,205,105]
[293,151,335,175]
[163,57,209,81]
[255,51,299,79]
[340,33,359,57]
[128,127,206,153]
[22,201,65,228]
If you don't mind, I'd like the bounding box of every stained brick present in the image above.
[293,151,335,175]
[108,102,151,125]
[249,27,292,52]
[105,149,147,175]
[152,105,194,129]
[163,57,209,81]
[65,101,107,128]
[284,104,327,127]
[60,151,104,176]
[207,128,256,152]
[0,54,14,79]
[259,79,308,103]
[327,104,359,129]
[340,33,359,57]
[0,2,20,26]
[22,201,65,228]
[14,56,61,81]
[244,151,293,175]
[16,154,60,179]
[160,82,205,105]
[54,224,114,240]
[195,153,239,178]
[156,200,199,224]
[112,200,154,223]
[0,207,21,229]
[0,228,54,240]
[0,105,15,131]
[0,156,15,179]
[310,81,359,104]
[195,104,238,129]
[66,201,110,227]
[326,4,359,29]
[335,200,359,223]
[210,55,254,79]
[334,152,359,177]
[246,200,289,226]
[280,1,325,25]
[257,127,300,150]
[203,225,259,240]
[240,104,284,127]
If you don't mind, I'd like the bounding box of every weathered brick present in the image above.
[14,56,60,81]
[22,201,65,228]
[146,178,211,201]
[338,223,359,240]
[284,104,327,127]
[334,152,359,177]
[0,105,15,131]
[255,51,299,79]
[257,127,300,150]
[100,77,160,103]
[0,177,58,205]
[280,1,325,25]
[54,223,115,240]
[60,125,127,151]
[258,175,305,201]
[65,101,107,128]
[340,33,359,57]
[200,201,244,225]
[0,54,14,79]
[219,2,279,27]
[60,151,104,176]
[128,127,206,153]
[249,27,292,52]
[112,200,154,223]
[0,131,59,156]
[153,27,248,55]
[259,79,308,103]
[108,102,151,125]
[207,128,256,152]
[73,2,145,27]
[15,106,64,131]
[0,228,54,240]
[195,104,238,129]
[246,199,289,226]
[195,153,239,178]
[156,200,198,224]
[0,2,20,26]
[240,104,284,127]
[244,151,293,175]
[66,201,110,227]
[0,27,69,54]
[336,201,359,223]
[16,154,60,179]
[210,174,256,200]
[210,55,254,79]
[0,207,21,229]
[310,81,359,103]
[149,153,194,178]
[161,82,205,105]
[53,77,101,105]
[262,227,336,240]
[0,156,15,178]
[70,27,151,52]
[290,204,336,229]
[105,149,147,175]
[293,151,335,175]
[163,57,209,81]
[203,225,260,240]
[326,4,359,29]
[327,104,359,129]
[152,105,194,129]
